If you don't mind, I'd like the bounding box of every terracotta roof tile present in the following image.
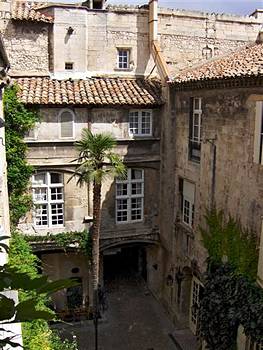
[16,77,163,107]
[12,2,53,23]
[173,43,263,84]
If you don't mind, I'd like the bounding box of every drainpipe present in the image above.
[148,0,170,82]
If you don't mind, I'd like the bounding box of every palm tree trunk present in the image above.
[92,181,102,307]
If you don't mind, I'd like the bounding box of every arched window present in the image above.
[32,172,64,228]
[59,109,74,139]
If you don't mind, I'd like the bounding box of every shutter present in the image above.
[183,180,195,203]
[60,111,73,138]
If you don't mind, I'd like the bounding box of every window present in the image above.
[189,276,204,335]
[189,97,202,162]
[129,110,152,137]
[116,169,144,223]
[65,62,74,70]
[179,179,195,228]
[253,101,263,165]
[59,109,74,139]
[117,49,130,69]
[32,172,64,228]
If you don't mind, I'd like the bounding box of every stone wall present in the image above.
[3,21,50,76]
[159,86,263,323]
[4,3,262,78]
[22,106,160,241]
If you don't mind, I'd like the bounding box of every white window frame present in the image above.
[117,48,130,70]
[116,169,144,224]
[129,110,152,137]
[58,109,75,139]
[189,97,202,161]
[253,101,263,165]
[189,276,203,335]
[182,180,195,228]
[32,172,64,228]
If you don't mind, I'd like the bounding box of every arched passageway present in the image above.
[103,244,147,283]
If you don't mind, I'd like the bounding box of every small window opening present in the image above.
[65,62,74,70]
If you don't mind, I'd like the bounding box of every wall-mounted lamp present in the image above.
[166,274,173,286]
[67,26,74,35]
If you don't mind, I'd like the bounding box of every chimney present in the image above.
[148,0,170,82]
[149,0,158,44]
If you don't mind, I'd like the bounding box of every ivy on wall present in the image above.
[4,86,79,349]
[200,209,258,281]
[24,230,92,258]
[200,210,263,349]
[4,84,39,225]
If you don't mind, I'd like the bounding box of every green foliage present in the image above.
[200,264,263,349]
[4,84,39,225]
[199,210,263,349]
[24,230,92,258]
[72,128,126,186]
[200,209,258,280]
[1,232,78,349]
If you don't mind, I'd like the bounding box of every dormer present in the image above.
[81,0,106,10]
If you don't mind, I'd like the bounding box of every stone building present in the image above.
[161,42,263,349]
[0,0,263,346]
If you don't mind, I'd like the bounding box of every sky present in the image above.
[107,0,263,16]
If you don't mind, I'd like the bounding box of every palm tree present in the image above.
[70,129,126,346]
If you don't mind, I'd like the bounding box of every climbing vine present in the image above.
[24,230,92,258]
[4,84,39,225]
[199,210,263,349]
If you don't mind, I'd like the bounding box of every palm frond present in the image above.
[70,130,125,185]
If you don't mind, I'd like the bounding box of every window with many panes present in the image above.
[32,172,64,228]
[129,110,152,137]
[116,169,144,223]
[59,109,75,139]
[189,97,202,162]
[179,178,195,228]
[117,49,130,69]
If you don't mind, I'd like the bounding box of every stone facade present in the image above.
[160,85,263,338]
[1,0,263,343]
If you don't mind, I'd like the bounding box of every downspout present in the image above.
[148,0,170,82]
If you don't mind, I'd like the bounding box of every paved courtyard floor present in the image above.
[55,277,178,350]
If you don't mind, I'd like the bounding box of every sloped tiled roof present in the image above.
[12,2,53,23]
[173,43,263,85]
[16,77,163,106]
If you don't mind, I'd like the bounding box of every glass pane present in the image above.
[131,169,142,180]
[194,98,201,110]
[33,188,47,202]
[51,187,63,201]
[32,173,46,186]
[116,199,128,222]
[131,183,142,195]
[131,198,142,220]
[116,183,128,196]
[50,173,62,184]
[35,204,48,226]
[51,203,64,225]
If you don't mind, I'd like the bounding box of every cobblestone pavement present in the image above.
[56,277,177,350]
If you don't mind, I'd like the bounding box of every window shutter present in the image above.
[183,180,195,203]
[60,111,73,138]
